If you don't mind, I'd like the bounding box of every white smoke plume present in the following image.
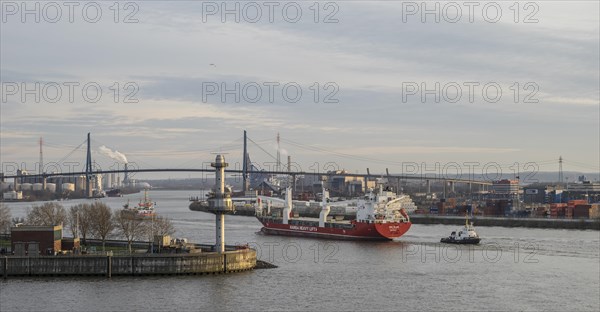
[98,145,128,163]
[273,143,288,156]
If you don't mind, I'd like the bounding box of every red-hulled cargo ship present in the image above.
[256,183,412,241]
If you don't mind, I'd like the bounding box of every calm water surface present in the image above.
[1,190,599,311]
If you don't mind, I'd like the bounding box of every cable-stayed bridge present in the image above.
[3,130,584,198]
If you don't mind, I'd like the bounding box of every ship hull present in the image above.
[257,217,411,241]
[440,237,481,244]
[122,210,156,220]
[105,189,122,197]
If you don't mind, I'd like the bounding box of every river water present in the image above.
[1,190,599,311]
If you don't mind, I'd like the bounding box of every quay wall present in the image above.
[1,249,256,278]
[223,204,600,230]
[191,201,600,230]
[409,215,600,230]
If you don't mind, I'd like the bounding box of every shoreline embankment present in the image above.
[204,203,600,230]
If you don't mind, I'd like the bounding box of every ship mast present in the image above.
[276,132,281,172]
[319,181,330,227]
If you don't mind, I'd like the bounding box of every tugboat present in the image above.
[440,214,481,244]
[122,188,156,219]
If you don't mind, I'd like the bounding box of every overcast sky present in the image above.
[1,1,598,180]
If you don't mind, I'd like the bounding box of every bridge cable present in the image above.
[54,139,87,166]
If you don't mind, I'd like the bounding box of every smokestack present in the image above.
[39,137,43,175]
[276,132,281,172]
[123,163,129,186]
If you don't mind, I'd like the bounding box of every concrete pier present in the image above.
[215,214,225,253]
[0,248,256,278]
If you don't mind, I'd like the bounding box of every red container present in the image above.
[568,200,588,209]
[573,205,591,218]
[565,207,574,218]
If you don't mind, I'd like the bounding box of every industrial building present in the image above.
[1,169,108,199]
[326,170,376,196]
[565,181,600,203]
[522,180,600,205]
[490,179,520,195]
[11,225,63,256]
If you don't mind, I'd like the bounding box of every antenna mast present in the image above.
[39,137,43,174]
[276,132,281,172]
[559,156,563,183]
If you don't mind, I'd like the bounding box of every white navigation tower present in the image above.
[207,154,234,253]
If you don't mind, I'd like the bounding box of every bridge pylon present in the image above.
[85,132,93,198]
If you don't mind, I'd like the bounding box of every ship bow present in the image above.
[374,222,412,239]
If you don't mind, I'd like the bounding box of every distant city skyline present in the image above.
[1,1,598,180]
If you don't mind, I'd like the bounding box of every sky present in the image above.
[1,1,599,181]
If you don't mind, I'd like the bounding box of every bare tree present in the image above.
[26,202,67,226]
[11,217,25,226]
[67,204,93,244]
[147,216,176,253]
[79,205,93,244]
[114,211,147,254]
[152,216,176,237]
[0,204,11,234]
[88,202,114,251]
[67,204,82,237]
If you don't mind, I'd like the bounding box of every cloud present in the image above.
[0,1,598,173]
[334,146,520,155]
[543,96,599,106]
[0,129,40,139]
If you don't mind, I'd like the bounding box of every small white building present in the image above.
[567,182,600,193]
[3,191,23,200]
